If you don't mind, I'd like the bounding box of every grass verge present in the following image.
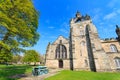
[45,70,120,80]
[0,64,32,80]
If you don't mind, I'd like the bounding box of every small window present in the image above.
[115,58,120,69]
[110,44,118,52]
[91,43,95,51]
[85,60,88,67]
[80,41,85,46]
[60,40,62,44]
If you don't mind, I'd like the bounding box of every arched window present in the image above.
[114,57,120,68]
[55,44,67,59]
[62,45,67,59]
[110,44,118,52]
[80,41,85,57]
[55,45,60,59]
[80,41,85,46]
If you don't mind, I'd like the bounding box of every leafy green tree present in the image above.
[12,54,22,64]
[0,0,39,54]
[23,50,40,65]
[0,50,13,64]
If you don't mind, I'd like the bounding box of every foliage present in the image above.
[0,50,13,63]
[12,54,22,64]
[0,64,32,80]
[45,70,120,80]
[40,54,45,64]
[22,50,40,65]
[0,0,39,54]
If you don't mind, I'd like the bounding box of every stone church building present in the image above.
[45,12,120,71]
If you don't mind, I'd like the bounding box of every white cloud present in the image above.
[93,8,101,13]
[61,22,69,27]
[107,0,118,8]
[117,9,120,13]
[61,22,69,31]
[91,8,102,22]
[104,12,117,20]
[58,22,69,34]
[92,15,99,21]
[99,22,104,25]
[60,29,68,34]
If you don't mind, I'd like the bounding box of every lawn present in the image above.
[0,64,33,80]
[45,70,120,80]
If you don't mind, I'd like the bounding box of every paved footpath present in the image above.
[20,69,62,80]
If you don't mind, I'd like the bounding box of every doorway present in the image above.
[59,60,63,68]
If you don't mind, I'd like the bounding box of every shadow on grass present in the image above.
[0,64,33,80]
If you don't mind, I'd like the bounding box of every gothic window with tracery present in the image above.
[55,44,67,59]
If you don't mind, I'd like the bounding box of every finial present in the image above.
[70,18,74,24]
[116,25,119,28]
[76,11,81,18]
[85,14,91,20]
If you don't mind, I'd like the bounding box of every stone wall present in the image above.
[101,40,120,71]
[46,60,58,68]
[45,36,70,69]
[45,12,120,72]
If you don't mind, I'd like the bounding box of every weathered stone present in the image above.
[45,12,120,72]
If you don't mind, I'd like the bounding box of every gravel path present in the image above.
[20,69,62,80]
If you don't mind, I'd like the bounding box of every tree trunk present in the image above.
[34,62,36,66]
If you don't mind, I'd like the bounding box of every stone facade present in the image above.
[101,39,120,71]
[45,12,120,71]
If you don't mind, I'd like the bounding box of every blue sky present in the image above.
[30,0,120,54]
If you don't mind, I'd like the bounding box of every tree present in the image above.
[0,51,13,64]
[23,50,40,65]
[0,0,39,54]
[12,54,22,64]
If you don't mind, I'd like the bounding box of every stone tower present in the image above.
[69,12,111,71]
[45,12,120,71]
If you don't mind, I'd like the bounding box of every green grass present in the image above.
[45,70,120,80]
[0,64,33,80]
